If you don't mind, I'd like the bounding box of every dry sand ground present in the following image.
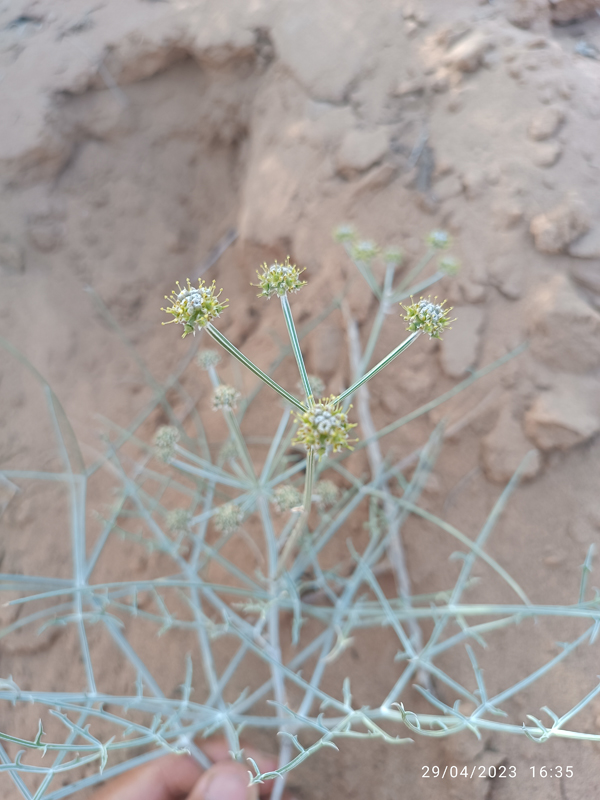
[2,0,600,798]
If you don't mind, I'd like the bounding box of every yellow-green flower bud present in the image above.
[383,247,404,266]
[255,257,306,298]
[292,396,357,458]
[197,349,221,370]
[439,256,460,275]
[162,279,227,337]
[402,296,453,339]
[427,230,451,250]
[352,240,378,262]
[333,224,357,243]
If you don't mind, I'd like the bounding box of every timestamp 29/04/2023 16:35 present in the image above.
[421,765,574,779]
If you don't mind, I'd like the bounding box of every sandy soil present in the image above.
[2,0,600,798]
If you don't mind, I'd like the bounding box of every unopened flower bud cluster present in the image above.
[293,397,356,458]
[272,484,303,513]
[315,480,339,509]
[403,296,453,339]
[214,502,243,534]
[197,350,221,370]
[166,508,192,535]
[162,279,227,337]
[256,257,306,298]
[212,385,241,411]
[154,426,180,462]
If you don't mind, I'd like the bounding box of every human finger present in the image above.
[188,761,258,800]
[92,753,203,800]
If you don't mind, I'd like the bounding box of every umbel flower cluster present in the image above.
[214,502,243,534]
[153,425,179,462]
[272,484,303,513]
[292,397,357,458]
[162,279,227,337]
[403,297,453,339]
[197,349,221,370]
[162,263,453,459]
[212,384,240,411]
[255,257,306,298]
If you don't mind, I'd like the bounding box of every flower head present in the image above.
[333,224,357,243]
[383,246,404,266]
[315,480,339,509]
[402,296,453,339]
[272,484,303,513]
[427,230,451,250]
[219,440,239,463]
[212,385,241,411]
[292,396,357,458]
[197,349,221,370]
[214,502,243,534]
[166,508,192,535]
[439,256,460,275]
[154,426,180,462]
[255,257,306,298]
[352,240,378,262]
[162,279,227,337]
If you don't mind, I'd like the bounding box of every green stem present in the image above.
[335,332,420,406]
[225,409,256,481]
[277,449,315,575]
[302,448,316,517]
[205,323,306,413]
[280,295,313,406]
[392,270,444,304]
[344,244,382,298]
[359,262,397,377]
[206,366,256,481]
[393,248,435,297]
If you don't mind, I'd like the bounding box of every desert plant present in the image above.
[1,227,599,800]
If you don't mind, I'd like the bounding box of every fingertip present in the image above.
[189,761,258,800]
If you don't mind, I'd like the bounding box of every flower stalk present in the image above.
[205,323,305,413]
[280,295,313,406]
[335,332,420,406]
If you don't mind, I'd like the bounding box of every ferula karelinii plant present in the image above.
[8,226,592,800]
